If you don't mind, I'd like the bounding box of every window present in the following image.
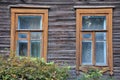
[76,9,113,74]
[11,8,48,60]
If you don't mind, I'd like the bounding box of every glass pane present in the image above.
[82,33,91,39]
[31,32,42,40]
[17,40,28,56]
[18,16,42,30]
[31,32,42,58]
[96,41,107,65]
[31,41,41,58]
[96,32,106,41]
[18,33,27,38]
[82,41,92,65]
[82,16,106,30]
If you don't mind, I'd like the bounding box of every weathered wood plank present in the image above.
[0,0,120,79]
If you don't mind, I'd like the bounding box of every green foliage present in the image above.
[77,68,115,80]
[0,56,69,80]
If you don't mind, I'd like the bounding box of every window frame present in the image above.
[76,8,113,74]
[11,8,48,61]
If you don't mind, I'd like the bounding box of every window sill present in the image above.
[79,66,110,73]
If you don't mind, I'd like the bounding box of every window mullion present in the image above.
[27,32,31,58]
[106,31,109,66]
[80,32,82,66]
[15,31,18,56]
[92,32,96,66]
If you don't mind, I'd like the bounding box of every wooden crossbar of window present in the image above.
[81,30,107,32]
[16,30,43,32]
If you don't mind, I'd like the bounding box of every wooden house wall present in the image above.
[0,0,120,79]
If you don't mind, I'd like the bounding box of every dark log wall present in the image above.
[0,0,120,79]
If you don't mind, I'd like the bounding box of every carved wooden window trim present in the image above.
[76,9,113,75]
[11,8,48,61]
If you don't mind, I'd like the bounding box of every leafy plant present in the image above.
[77,68,115,80]
[0,55,69,80]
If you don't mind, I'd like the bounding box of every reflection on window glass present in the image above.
[31,41,41,58]
[31,32,42,58]
[96,32,106,41]
[17,41,27,56]
[96,42,107,65]
[18,16,42,30]
[18,33,27,38]
[82,33,91,39]
[31,32,42,40]
[95,32,107,65]
[82,41,92,65]
[82,16,106,30]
